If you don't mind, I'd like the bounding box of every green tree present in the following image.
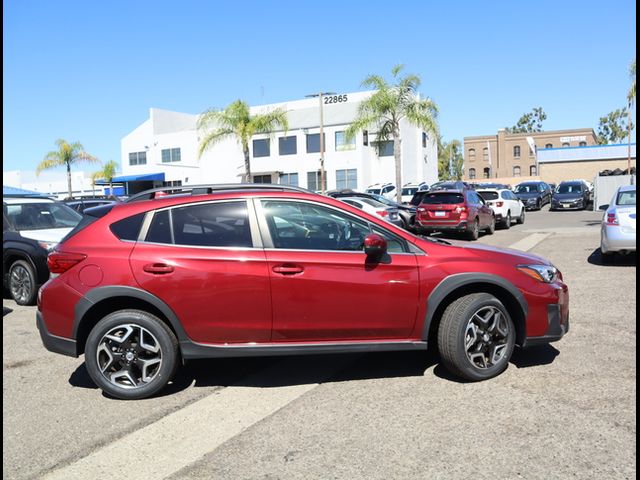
[437,137,464,180]
[596,109,634,144]
[346,64,439,203]
[93,159,119,197]
[37,139,98,198]
[197,100,289,182]
[505,107,547,133]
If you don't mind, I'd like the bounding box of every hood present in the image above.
[17,228,73,244]
[515,192,541,199]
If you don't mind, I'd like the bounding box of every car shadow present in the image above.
[3,306,13,316]
[588,248,636,267]
[69,345,564,398]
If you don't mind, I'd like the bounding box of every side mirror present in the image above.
[364,233,387,258]
[598,204,609,211]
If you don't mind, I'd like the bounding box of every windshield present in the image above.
[365,188,382,195]
[477,191,499,201]
[5,202,82,230]
[616,190,636,206]
[515,184,539,194]
[420,192,464,205]
[557,183,583,194]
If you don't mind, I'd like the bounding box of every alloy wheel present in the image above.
[464,305,510,369]
[9,263,34,305]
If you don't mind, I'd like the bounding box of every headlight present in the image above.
[517,264,559,283]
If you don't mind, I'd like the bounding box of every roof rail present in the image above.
[124,183,315,203]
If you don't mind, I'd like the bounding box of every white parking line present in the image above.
[508,233,551,252]
[44,358,344,480]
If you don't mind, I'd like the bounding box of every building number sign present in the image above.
[324,94,348,104]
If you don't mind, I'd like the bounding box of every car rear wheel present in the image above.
[502,211,511,229]
[85,310,179,400]
[485,216,495,235]
[437,293,515,381]
[467,219,479,241]
[9,259,37,306]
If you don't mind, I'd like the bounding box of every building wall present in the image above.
[463,128,598,181]
[540,159,633,184]
[120,92,439,192]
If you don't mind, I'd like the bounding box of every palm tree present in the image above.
[197,100,289,182]
[628,59,636,106]
[37,139,98,198]
[93,160,119,197]
[346,65,439,203]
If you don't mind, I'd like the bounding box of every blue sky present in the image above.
[3,0,636,174]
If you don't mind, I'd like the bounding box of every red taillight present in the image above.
[47,252,87,274]
[455,206,467,213]
[496,201,504,207]
[606,213,618,226]
[376,210,389,217]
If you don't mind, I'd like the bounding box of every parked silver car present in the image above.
[601,184,636,259]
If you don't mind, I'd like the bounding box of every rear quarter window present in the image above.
[110,213,145,241]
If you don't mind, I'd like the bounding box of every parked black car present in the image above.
[326,189,416,230]
[550,181,591,210]
[513,181,552,210]
[3,213,50,305]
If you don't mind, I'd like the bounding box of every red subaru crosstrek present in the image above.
[37,184,569,399]
[415,189,496,240]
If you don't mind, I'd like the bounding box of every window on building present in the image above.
[513,166,521,177]
[306,133,325,153]
[483,167,491,179]
[483,148,489,161]
[562,142,570,148]
[545,143,553,149]
[307,171,321,191]
[129,151,147,166]
[469,148,476,160]
[253,139,270,158]
[336,169,357,189]
[162,180,182,188]
[161,148,181,163]
[377,140,394,157]
[513,146,521,158]
[335,131,356,151]
[279,172,299,186]
[253,174,272,184]
[422,132,428,148]
[530,165,537,176]
[468,168,476,179]
[579,141,587,147]
[279,136,297,155]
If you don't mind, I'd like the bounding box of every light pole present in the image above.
[306,91,336,193]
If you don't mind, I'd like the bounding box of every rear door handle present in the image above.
[143,263,175,274]
[272,265,304,275]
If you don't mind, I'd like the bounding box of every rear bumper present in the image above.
[415,221,468,233]
[36,311,78,357]
[601,226,636,252]
[523,303,569,347]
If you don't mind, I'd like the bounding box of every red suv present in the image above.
[37,185,569,399]
[415,189,495,240]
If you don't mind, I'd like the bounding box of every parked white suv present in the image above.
[365,183,396,201]
[476,188,525,228]
[400,182,429,204]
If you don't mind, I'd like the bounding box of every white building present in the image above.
[120,91,438,194]
[3,170,106,199]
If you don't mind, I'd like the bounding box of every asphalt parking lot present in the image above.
[3,207,636,479]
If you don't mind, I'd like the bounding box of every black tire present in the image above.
[467,219,479,241]
[85,310,179,400]
[536,199,541,210]
[437,293,515,381]
[502,211,511,229]
[8,259,37,306]
[485,215,495,235]
[516,209,525,225]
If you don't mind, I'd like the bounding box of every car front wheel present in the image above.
[437,293,515,381]
[9,259,37,306]
[85,310,179,400]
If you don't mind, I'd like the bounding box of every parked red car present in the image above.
[415,189,496,240]
[37,184,568,399]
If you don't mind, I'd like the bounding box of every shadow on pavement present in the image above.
[588,248,636,267]
[3,306,13,316]
[511,345,560,368]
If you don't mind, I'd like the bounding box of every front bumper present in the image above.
[523,303,570,347]
[36,311,78,357]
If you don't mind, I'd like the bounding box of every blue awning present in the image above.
[95,172,165,184]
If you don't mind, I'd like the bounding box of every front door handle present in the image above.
[143,263,175,274]
[272,264,304,275]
